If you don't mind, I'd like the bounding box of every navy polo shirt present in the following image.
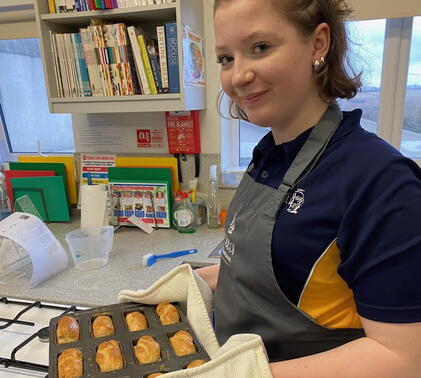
[248,109,421,323]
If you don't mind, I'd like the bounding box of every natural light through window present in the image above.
[338,19,386,134]
[0,38,73,154]
[401,16,421,159]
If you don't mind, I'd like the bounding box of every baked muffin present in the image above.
[156,302,179,325]
[92,315,115,338]
[134,335,161,364]
[95,340,124,372]
[187,359,207,368]
[125,311,148,331]
[58,348,83,378]
[56,316,79,344]
[169,330,196,356]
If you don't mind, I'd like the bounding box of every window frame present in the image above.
[221,16,421,185]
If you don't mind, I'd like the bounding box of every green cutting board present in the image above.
[11,176,70,222]
[9,162,69,205]
[108,167,173,194]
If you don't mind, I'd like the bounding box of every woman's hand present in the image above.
[195,264,220,292]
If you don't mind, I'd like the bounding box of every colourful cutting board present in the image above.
[18,156,77,205]
[4,170,56,209]
[11,176,70,222]
[115,157,179,191]
[9,162,69,206]
[108,167,173,195]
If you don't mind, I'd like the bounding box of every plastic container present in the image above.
[172,192,196,233]
[65,226,114,271]
[206,165,220,228]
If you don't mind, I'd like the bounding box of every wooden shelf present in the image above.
[34,0,205,113]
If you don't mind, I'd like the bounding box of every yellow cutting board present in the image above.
[115,157,179,191]
[18,156,77,205]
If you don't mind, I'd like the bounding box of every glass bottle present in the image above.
[207,165,220,228]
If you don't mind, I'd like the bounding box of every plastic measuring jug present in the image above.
[65,226,114,271]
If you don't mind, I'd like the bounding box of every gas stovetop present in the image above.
[0,297,86,377]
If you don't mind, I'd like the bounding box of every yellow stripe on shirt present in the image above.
[298,239,362,329]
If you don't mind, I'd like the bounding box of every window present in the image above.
[0,38,73,159]
[401,16,421,159]
[338,19,386,134]
[221,16,421,185]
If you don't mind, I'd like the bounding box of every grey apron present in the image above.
[214,103,365,362]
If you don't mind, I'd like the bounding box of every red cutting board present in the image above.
[4,170,55,209]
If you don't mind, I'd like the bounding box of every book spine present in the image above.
[124,27,142,94]
[75,33,93,96]
[80,28,102,96]
[49,31,63,96]
[165,22,180,93]
[70,33,84,96]
[137,34,158,94]
[127,26,150,94]
[156,25,169,93]
[48,0,56,13]
[149,54,162,93]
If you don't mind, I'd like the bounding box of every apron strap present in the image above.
[263,102,343,218]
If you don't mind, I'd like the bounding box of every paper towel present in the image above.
[80,185,108,229]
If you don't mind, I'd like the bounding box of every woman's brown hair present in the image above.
[214,0,362,121]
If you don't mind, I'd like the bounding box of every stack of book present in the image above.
[49,22,180,97]
[48,0,176,13]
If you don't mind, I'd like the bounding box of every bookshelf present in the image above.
[34,0,206,113]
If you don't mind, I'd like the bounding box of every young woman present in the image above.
[196,0,421,376]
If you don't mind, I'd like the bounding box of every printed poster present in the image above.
[109,182,170,228]
[182,26,205,87]
[81,154,116,185]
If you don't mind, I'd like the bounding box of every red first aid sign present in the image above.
[137,129,151,147]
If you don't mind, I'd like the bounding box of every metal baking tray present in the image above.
[49,302,209,377]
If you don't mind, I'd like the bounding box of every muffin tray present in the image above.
[49,302,209,377]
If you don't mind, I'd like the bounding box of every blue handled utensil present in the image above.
[142,249,198,267]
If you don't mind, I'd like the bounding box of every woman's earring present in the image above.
[313,56,325,71]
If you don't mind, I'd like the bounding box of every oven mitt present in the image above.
[117,263,272,378]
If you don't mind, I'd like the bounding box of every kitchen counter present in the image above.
[0,215,224,307]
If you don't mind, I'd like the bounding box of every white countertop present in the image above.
[0,214,223,307]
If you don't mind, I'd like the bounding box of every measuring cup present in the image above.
[65,226,114,271]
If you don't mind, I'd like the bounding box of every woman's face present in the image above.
[214,0,319,132]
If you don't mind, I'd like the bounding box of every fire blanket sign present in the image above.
[136,129,163,149]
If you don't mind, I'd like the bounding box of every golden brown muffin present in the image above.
[95,340,124,372]
[56,316,80,344]
[134,335,161,364]
[169,330,196,356]
[147,374,164,378]
[125,311,148,332]
[58,348,83,378]
[187,359,207,368]
[92,315,115,338]
[155,302,179,325]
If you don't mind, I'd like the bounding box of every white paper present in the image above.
[80,185,108,228]
[128,215,154,234]
[72,113,168,153]
[0,213,68,287]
